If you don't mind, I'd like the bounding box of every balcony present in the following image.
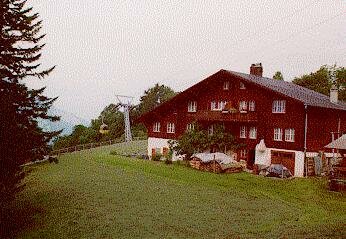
[189,110,258,122]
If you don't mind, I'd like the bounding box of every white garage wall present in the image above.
[147,137,183,161]
[147,137,170,157]
[255,147,305,177]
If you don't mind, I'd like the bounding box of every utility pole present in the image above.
[116,95,134,142]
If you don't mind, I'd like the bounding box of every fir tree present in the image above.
[0,0,59,229]
[273,71,284,80]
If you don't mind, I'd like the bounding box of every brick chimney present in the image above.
[330,85,338,103]
[250,63,263,77]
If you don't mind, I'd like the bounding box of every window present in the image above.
[285,128,295,142]
[211,101,226,111]
[186,123,195,131]
[223,81,230,90]
[211,101,216,110]
[248,101,255,111]
[188,101,197,112]
[153,122,160,132]
[249,127,257,139]
[240,149,247,158]
[272,100,286,113]
[208,125,214,136]
[274,128,283,141]
[167,123,175,133]
[240,82,246,89]
[239,101,247,112]
[240,126,246,138]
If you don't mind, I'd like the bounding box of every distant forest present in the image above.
[53,84,176,150]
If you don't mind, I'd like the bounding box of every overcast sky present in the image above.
[28,0,346,120]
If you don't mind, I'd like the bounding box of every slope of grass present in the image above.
[11,141,346,238]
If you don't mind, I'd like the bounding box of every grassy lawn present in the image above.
[11,140,346,238]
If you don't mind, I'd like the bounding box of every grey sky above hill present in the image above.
[28,0,346,120]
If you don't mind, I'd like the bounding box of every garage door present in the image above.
[271,150,295,174]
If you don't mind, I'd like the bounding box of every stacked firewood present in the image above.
[190,158,242,173]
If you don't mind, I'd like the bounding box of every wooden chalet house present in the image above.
[138,64,346,177]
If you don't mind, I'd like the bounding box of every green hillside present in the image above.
[10,141,346,238]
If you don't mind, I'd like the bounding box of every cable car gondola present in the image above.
[99,117,109,134]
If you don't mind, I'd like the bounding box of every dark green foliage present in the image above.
[92,104,125,140]
[48,156,58,164]
[152,153,162,161]
[130,83,176,137]
[208,124,242,152]
[273,71,284,80]
[293,65,346,101]
[110,150,118,156]
[169,125,208,159]
[53,104,123,149]
[164,150,173,164]
[134,83,177,116]
[52,125,96,150]
[0,0,58,235]
[169,124,242,160]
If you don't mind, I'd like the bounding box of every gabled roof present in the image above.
[138,69,346,122]
[228,71,346,110]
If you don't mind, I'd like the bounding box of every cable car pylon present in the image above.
[115,95,134,142]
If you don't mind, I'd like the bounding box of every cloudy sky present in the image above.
[28,0,346,120]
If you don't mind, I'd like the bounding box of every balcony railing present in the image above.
[189,110,258,122]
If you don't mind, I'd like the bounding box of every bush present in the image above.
[169,124,242,160]
[48,156,59,164]
[164,150,173,164]
[110,150,118,156]
[152,153,162,161]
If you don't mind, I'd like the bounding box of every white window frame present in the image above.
[248,101,255,111]
[167,122,175,133]
[240,126,246,138]
[240,149,247,158]
[274,128,283,141]
[186,123,195,131]
[220,101,226,110]
[153,122,160,132]
[285,128,295,142]
[240,82,246,89]
[211,101,216,110]
[249,127,257,139]
[239,101,247,112]
[223,81,230,90]
[188,101,197,112]
[272,100,286,113]
[211,101,226,111]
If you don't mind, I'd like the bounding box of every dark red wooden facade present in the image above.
[140,70,346,163]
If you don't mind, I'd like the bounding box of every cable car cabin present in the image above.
[99,123,110,134]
